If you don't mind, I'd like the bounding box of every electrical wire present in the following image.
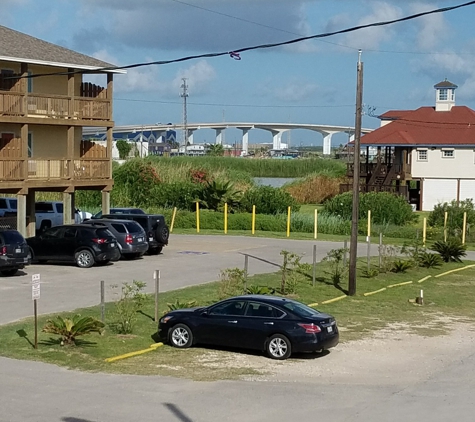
[23,0,475,79]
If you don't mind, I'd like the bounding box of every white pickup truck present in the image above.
[35,201,92,231]
[0,197,18,217]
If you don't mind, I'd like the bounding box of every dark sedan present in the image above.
[158,295,339,360]
[27,224,119,268]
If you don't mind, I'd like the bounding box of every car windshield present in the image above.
[282,300,321,318]
[1,230,24,243]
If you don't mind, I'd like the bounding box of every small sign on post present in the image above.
[31,274,41,349]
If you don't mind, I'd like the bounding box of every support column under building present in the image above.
[26,191,36,237]
[16,194,27,237]
[62,192,75,225]
[102,191,110,215]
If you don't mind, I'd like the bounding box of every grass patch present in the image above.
[1,259,474,380]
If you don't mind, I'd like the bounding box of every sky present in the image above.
[3,0,475,147]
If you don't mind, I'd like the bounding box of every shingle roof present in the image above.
[0,25,120,72]
[361,106,475,146]
[434,79,458,89]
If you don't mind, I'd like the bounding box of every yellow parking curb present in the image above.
[105,342,163,363]
[307,302,319,307]
[321,295,347,305]
[387,281,413,288]
[363,287,387,297]
[417,276,432,283]
[435,264,475,278]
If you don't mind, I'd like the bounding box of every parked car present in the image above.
[158,295,339,360]
[27,224,120,268]
[92,208,146,219]
[100,213,169,255]
[0,229,30,276]
[35,201,89,232]
[82,219,149,259]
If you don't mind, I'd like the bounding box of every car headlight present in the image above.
[160,316,173,324]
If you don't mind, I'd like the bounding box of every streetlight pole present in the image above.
[348,49,364,296]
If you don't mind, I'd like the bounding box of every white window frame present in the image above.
[441,149,454,159]
[417,149,428,161]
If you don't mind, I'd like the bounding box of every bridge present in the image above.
[84,122,373,155]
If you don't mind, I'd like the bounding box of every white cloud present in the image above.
[258,77,325,102]
[172,60,217,96]
[410,2,450,50]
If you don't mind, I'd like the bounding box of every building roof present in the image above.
[0,25,124,73]
[361,106,475,147]
[434,79,458,89]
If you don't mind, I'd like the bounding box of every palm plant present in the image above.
[42,315,105,346]
[431,239,467,263]
[198,180,242,212]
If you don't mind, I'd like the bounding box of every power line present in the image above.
[23,0,475,79]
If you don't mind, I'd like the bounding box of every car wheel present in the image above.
[148,246,162,255]
[75,250,95,268]
[169,324,193,349]
[266,334,292,360]
[1,269,18,277]
[155,225,169,244]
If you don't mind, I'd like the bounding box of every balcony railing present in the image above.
[0,92,111,121]
[0,158,110,181]
[340,183,409,197]
[347,162,411,179]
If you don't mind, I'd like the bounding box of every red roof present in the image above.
[361,106,475,146]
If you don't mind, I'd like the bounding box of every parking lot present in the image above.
[0,234,363,324]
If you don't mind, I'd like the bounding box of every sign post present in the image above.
[31,274,41,349]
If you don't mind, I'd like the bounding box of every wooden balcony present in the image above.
[0,158,110,181]
[0,91,111,122]
[346,162,411,180]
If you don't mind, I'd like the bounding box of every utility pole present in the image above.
[348,49,364,296]
[180,78,189,149]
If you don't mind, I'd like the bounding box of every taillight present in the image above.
[92,238,107,244]
[125,234,133,244]
[298,323,321,334]
[0,246,6,255]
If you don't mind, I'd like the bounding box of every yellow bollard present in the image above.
[367,210,371,237]
[196,201,200,233]
[252,205,256,235]
[314,208,318,240]
[423,217,427,246]
[462,211,467,245]
[287,206,291,237]
[444,211,448,242]
[224,203,228,234]
[170,207,177,233]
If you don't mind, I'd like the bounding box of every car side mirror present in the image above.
[200,310,209,317]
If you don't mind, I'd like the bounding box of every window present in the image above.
[209,300,247,316]
[417,150,428,161]
[438,88,448,101]
[28,133,33,158]
[63,227,78,238]
[283,300,321,318]
[442,149,454,158]
[112,223,127,234]
[245,302,285,318]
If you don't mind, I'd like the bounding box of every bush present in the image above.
[239,185,299,215]
[431,239,467,263]
[323,192,416,225]
[428,199,475,237]
[284,174,343,204]
[391,259,412,273]
[42,315,104,346]
[152,182,201,210]
[110,281,147,334]
[418,252,443,268]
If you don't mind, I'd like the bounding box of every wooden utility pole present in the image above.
[348,50,364,296]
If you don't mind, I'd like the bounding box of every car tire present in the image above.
[1,269,18,277]
[266,334,292,360]
[148,246,162,255]
[75,249,95,268]
[169,324,193,349]
[155,225,169,244]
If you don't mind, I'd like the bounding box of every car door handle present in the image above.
[264,322,274,325]
[228,320,238,324]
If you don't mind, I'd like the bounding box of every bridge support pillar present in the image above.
[322,132,336,156]
[240,128,250,155]
[185,129,194,145]
[215,128,224,145]
[272,130,284,150]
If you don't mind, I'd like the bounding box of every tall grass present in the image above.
[147,156,346,178]
[284,174,344,204]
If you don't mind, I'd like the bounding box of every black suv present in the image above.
[0,229,30,276]
[101,214,169,254]
[82,219,149,259]
[27,224,120,268]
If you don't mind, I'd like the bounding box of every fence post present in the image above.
[343,239,348,267]
[224,203,228,234]
[312,244,317,287]
[196,202,200,233]
[314,208,318,240]
[367,236,371,272]
[286,206,291,238]
[244,255,249,292]
[423,217,427,246]
[444,211,448,242]
[379,232,383,271]
[170,207,177,233]
[154,270,160,322]
[251,205,256,235]
[462,212,467,245]
[100,280,105,323]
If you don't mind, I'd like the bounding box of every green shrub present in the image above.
[152,182,201,210]
[391,259,412,273]
[323,248,349,286]
[110,281,147,334]
[323,192,416,225]
[239,186,299,214]
[431,239,467,263]
[418,252,443,268]
[428,199,475,237]
[246,285,276,295]
[166,300,197,312]
[42,315,104,346]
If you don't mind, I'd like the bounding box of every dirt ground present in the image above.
[192,316,475,385]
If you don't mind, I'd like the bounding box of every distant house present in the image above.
[0,25,124,236]
[342,80,475,211]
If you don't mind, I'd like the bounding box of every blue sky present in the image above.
[4,0,475,146]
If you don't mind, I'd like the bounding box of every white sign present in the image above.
[32,274,40,300]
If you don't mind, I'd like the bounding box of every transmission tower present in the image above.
[180,78,189,147]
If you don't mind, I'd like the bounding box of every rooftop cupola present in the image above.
[434,79,457,111]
